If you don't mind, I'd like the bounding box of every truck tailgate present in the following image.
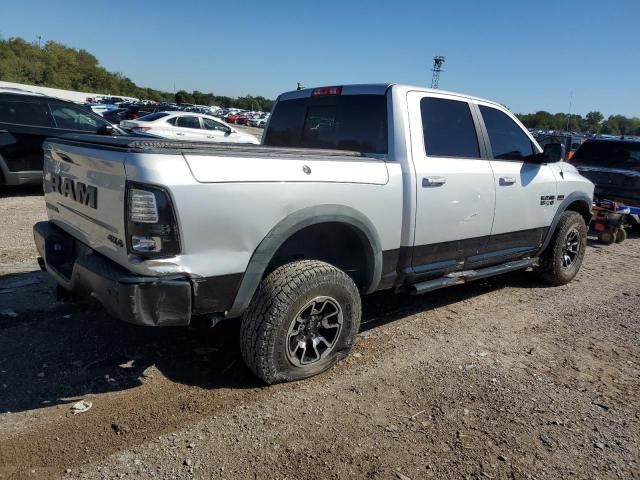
[42,138,129,265]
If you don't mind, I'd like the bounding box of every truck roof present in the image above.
[278,83,504,109]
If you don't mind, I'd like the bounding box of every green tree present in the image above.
[174,90,193,104]
[584,111,604,133]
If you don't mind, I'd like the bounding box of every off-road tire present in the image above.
[240,260,361,384]
[536,211,587,286]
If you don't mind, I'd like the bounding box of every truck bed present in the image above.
[53,133,379,161]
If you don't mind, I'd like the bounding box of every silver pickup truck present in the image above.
[34,84,594,383]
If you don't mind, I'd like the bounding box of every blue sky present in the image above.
[1,0,638,116]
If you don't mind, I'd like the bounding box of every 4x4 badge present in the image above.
[540,195,555,206]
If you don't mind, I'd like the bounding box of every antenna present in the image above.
[431,55,446,89]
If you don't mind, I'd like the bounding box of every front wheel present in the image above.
[536,211,587,286]
[240,260,362,384]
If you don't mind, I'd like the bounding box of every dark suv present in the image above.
[570,137,640,229]
[0,89,118,186]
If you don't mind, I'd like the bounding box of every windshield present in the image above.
[572,141,640,171]
[264,94,388,153]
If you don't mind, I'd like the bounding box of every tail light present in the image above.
[125,183,181,258]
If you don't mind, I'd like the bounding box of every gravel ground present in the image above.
[0,178,638,480]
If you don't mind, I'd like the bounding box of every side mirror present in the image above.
[97,124,114,136]
[542,142,566,163]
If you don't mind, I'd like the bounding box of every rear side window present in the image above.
[480,105,535,161]
[138,112,169,122]
[176,116,200,129]
[572,141,640,170]
[264,94,388,154]
[0,100,53,127]
[420,97,480,158]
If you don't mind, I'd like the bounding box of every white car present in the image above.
[121,112,259,144]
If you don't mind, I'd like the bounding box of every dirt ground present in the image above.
[0,183,638,480]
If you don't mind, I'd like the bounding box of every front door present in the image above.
[408,92,496,276]
[475,104,559,260]
[202,117,232,142]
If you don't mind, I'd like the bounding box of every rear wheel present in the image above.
[536,211,587,286]
[240,260,361,384]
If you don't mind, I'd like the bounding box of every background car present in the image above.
[120,112,260,144]
[224,112,242,124]
[0,88,120,185]
[101,107,130,124]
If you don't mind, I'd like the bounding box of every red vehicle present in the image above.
[224,113,241,124]
[235,115,255,125]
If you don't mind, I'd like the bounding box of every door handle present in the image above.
[422,176,447,187]
[176,132,185,136]
[499,176,516,186]
[206,135,215,138]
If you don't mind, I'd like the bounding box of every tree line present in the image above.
[0,37,273,111]
[516,110,640,136]
[1,36,637,127]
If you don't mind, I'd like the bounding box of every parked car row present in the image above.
[214,109,270,128]
[0,88,260,186]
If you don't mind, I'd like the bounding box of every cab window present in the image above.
[420,97,480,158]
[480,105,535,161]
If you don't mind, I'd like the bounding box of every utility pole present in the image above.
[566,90,574,131]
[36,35,42,48]
[431,56,445,89]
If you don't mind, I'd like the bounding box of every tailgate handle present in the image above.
[54,151,75,164]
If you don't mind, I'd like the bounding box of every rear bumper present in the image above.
[33,221,192,327]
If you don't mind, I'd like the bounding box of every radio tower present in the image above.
[431,56,446,89]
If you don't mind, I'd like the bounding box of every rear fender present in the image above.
[227,205,382,318]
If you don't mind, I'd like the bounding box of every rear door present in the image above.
[174,115,205,141]
[476,103,558,258]
[407,92,496,275]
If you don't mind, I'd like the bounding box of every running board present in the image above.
[409,257,539,296]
